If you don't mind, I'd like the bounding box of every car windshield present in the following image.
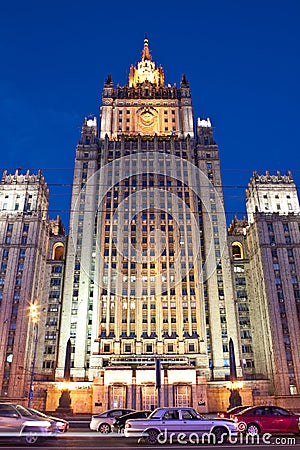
[147,409,161,419]
[15,405,35,418]
[29,408,47,418]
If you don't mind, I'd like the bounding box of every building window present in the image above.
[146,343,153,353]
[232,242,243,259]
[188,343,195,352]
[168,343,174,353]
[52,265,62,273]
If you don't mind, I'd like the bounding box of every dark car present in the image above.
[233,405,300,435]
[113,410,151,433]
[217,405,251,419]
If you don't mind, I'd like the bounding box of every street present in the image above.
[0,430,299,449]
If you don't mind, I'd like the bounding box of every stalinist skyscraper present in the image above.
[56,38,240,411]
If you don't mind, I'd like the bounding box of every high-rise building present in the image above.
[55,38,241,412]
[228,217,255,379]
[2,40,299,413]
[35,217,66,382]
[0,170,49,398]
[245,171,300,396]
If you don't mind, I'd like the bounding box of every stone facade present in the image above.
[0,170,49,398]
[54,38,241,411]
[1,41,300,413]
[245,172,300,396]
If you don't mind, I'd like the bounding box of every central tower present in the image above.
[56,39,240,411]
[100,37,194,139]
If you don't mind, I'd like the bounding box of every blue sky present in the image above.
[1,0,299,228]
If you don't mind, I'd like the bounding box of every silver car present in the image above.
[90,408,135,433]
[0,403,53,445]
[27,407,69,433]
[124,407,238,445]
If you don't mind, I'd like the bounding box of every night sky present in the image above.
[1,0,299,229]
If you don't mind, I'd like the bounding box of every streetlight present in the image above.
[228,338,242,409]
[28,303,38,408]
[228,380,243,409]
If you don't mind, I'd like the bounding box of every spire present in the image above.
[104,73,113,87]
[180,73,189,87]
[142,35,151,61]
[128,37,164,87]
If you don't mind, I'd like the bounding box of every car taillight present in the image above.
[125,423,131,429]
[219,413,224,418]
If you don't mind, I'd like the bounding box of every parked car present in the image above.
[217,405,251,419]
[113,410,151,433]
[124,407,238,444]
[0,402,54,445]
[27,407,69,433]
[232,405,300,435]
[90,408,135,433]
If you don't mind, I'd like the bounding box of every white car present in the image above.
[90,408,135,433]
[124,407,238,445]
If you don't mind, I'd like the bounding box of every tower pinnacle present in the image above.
[128,37,164,87]
[142,35,151,61]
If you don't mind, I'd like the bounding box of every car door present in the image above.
[0,405,23,434]
[269,407,297,433]
[246,407,268,432]
[180,409,203,436]
[160,409,181,436]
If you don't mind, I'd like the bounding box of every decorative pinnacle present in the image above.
[142,35,151,61]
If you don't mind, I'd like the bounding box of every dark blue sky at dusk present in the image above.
[1,0,299,228]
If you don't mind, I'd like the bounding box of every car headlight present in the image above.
[55,421,65,427]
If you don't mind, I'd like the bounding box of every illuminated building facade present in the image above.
[1,41,300,412]
[55,38,241,411]
[245,171,300,397]
[0,170,49,398]
[227,217,255,379]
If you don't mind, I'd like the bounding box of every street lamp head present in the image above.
[228,380,243,391]
[30,303,38,324]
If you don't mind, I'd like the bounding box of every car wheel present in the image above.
[144,428,159,445]
[98,422,111,433]
[247,423,260,436]
[22,432,39,445]
[212,426,229,443]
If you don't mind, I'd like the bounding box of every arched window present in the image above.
[52,243,64,260]
[232,242,243,260]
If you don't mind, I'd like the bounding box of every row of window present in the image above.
[101,341,196,354]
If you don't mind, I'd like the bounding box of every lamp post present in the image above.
[28,303,38,408]
[228,337,242,409]
[228,380,243,409]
